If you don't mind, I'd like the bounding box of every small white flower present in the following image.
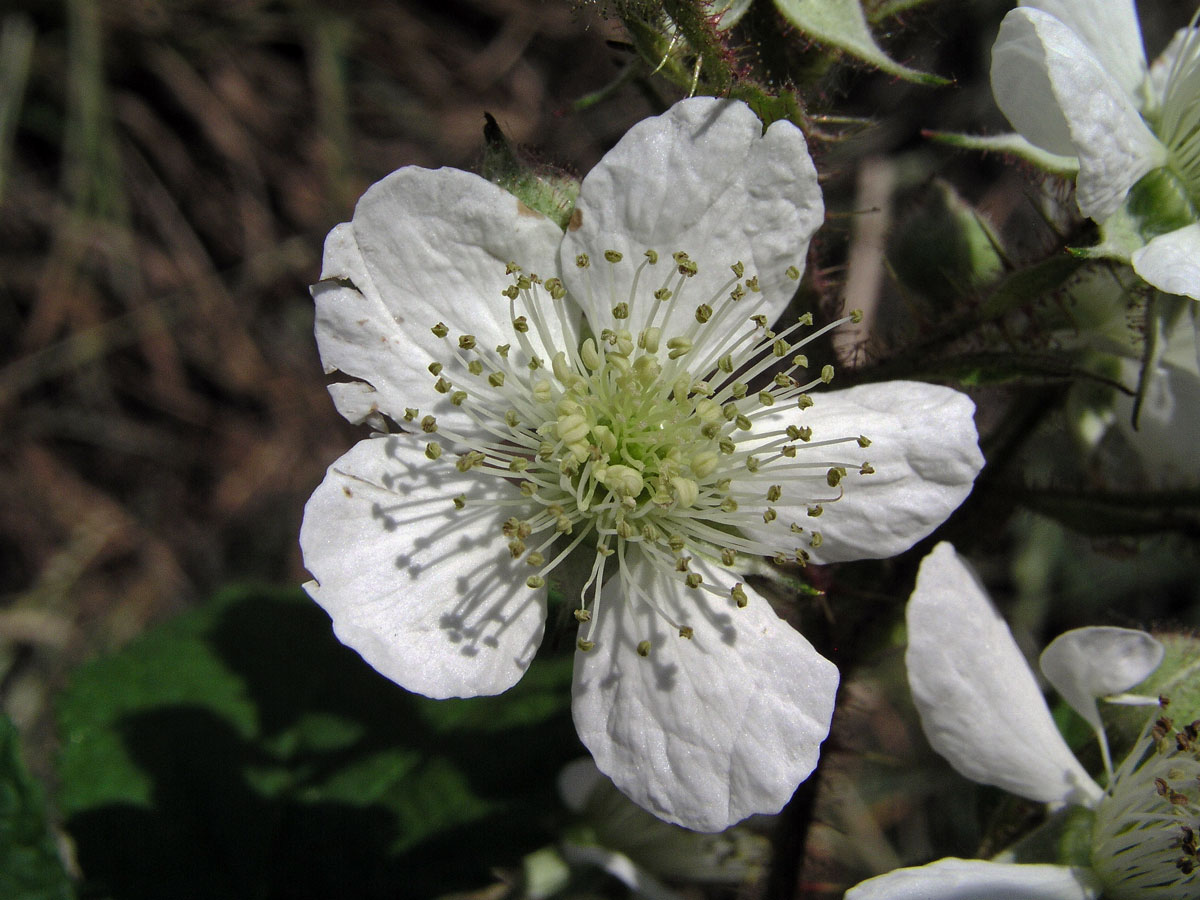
[846,542,1200,900]
[300,98,984,832]
[990,0,1200,300]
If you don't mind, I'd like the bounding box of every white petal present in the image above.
[746,382,983,565]
[906,543,1103,806]
[1040,627,1164,734]
[1131,224,1200,300]
[991,8,1165,220]
[571,552,838,832]
[1018,0,1147,99]
[324,381,386,428]
[299,434,547,699]
[561,98,823,332]
[314,167,574,429]
[846,858,1102,900]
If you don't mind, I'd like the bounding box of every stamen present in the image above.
[415,254,866,652]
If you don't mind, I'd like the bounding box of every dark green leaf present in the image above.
[0,714,74,900]
[57,586,578,900]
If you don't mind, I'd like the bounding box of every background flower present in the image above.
[846,542,1200,900]
[990,0,1200,300]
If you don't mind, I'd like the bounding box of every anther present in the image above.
[731,583,748,608]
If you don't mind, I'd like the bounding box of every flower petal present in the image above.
[314,167,574,430]
[745,382,984,565]
[991,8,1165,220]
[1040,627,1164,734]
[845,858,1102,900]
[300,434,547,699]
[906,543,1103,806]
[1131,223,1200,300]
[1018,0,1147,99]
[561,97,823,333]
[571,552,838,832]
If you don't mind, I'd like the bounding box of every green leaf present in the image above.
[0,714,74,900]
[772,0,947,84]
[57,586,578,899]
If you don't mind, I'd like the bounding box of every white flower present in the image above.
[846,542,1200,900]
[299,98,984,832]
[990,0,1200,300]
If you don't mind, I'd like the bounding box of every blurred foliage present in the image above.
[57,586,578,899]
[0,714,73,900]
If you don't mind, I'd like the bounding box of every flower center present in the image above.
[411,248,872,653]
[1091,714,1200,899]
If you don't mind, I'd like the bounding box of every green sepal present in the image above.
[772,0,947,85]
[481,114,580,232]
[926,130,1079,176]
[1089,168,1197,264]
